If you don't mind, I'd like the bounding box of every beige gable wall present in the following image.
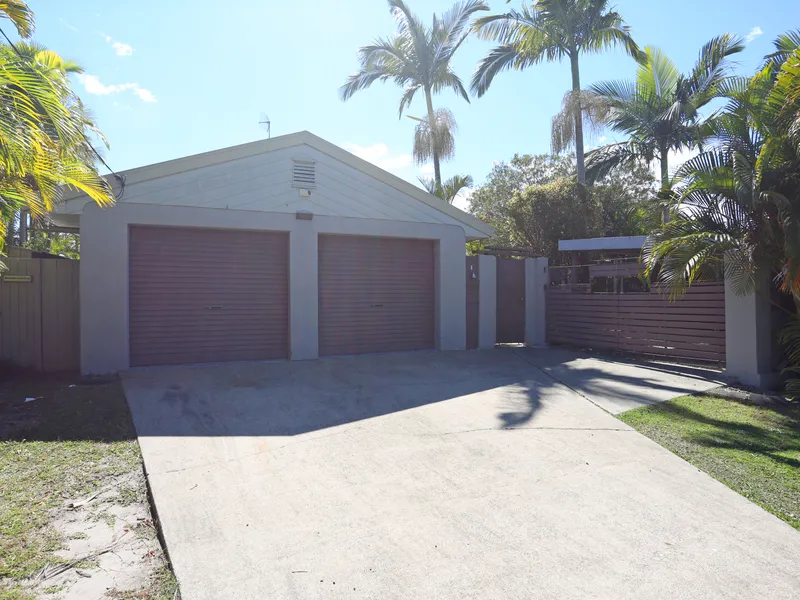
[58,136,489,239]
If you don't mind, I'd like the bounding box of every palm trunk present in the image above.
[424,87,442,189]
[569,52,586,185]
[659,141,670,223]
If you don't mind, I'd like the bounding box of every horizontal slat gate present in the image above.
[546,282,726,364]
[129,226,289,367]
[318,235,435,356]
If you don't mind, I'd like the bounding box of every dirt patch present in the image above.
[0,372,179,599]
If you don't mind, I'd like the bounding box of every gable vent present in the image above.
[292,160,316,188]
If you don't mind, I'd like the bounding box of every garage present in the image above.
[318,234,435,356]
[128,226,289,367]
[67,132,493,374]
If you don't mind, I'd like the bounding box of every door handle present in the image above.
[370,304,384,308]
[206,305,223,310]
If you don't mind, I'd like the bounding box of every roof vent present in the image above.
[292,160,316,188]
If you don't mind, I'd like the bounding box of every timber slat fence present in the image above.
[546,282,726,364]
[0,257,80,372]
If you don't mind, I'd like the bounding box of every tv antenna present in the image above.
[259,113,271,139]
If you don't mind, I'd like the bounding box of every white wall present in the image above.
[724,268,778,388]
[80,202,468,374]
[478,255,497,350]
[64,144,487,238]
[525,258,548,347]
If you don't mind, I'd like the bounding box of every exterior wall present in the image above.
[525,258,548,347]
[477,255,497,349]
[80,202,467,374]
[63,144,487,239]
[724,268,778,388]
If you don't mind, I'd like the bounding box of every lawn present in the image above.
[0,370,178,599]
[619,394,800,531]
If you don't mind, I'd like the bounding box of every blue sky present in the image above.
[26,0,799,209]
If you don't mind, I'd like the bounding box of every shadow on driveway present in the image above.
[121,349,553,438]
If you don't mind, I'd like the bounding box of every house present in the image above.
[53,131,493,374]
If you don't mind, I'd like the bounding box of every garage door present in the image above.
[318,235,435,356]
[129,226,289,367]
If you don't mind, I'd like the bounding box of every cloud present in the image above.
[452,187,473,212]
[598,136,607,143]
[419,163,435,175]
[112,42,134,56]
[97,32,135,56]
[343,143,413,171]
[59,18,79,33]
[76,74,157,103]
[746,26,763,43]
[132,87,157,103]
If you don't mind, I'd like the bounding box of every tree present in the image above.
[25,230,80,259]
[469,153,573,246]
[584,36,744,217]
[471,0,643,184]
[469,153,656,248]
[0,2,114,258]
[420,173,473,204]
[340,0,488,188]
[508,178,601,257]
[641,32,800,396]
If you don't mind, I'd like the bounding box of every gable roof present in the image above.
[60,131,493,238]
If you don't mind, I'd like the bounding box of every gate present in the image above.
[0,257,80,371]
[546,282,726,364]
[496,258,525,343]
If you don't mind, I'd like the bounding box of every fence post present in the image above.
[525,257,548,347]
[723,261,777,388]
[477,255,496,349]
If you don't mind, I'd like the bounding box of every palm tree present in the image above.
[471,0,643,184]
[340,0,488,188]
[641,33,800,393]
[0,1,114,255]
[420,173,473,204]
[584,36,744,211]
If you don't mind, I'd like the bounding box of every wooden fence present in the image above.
[0,257,80,372]
[546,282,726,364]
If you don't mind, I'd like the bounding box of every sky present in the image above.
[23,0,800,210]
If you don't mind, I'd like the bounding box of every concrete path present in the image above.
[519,346,725,414]
[122,349,799,600]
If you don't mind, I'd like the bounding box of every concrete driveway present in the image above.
[122,349,800,600]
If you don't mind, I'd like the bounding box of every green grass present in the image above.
[0,374,141,587]
[619,394,800,530]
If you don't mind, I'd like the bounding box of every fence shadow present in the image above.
[0,370,136,442]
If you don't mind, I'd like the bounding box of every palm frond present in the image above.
[0,0,34,38]
[585,142,642,183]
[433,70,469,103]
[471,44,530,97]
[763,29,800,73]
[433,0,489,62]
[420,173,472,203]
[551,89,608,154]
